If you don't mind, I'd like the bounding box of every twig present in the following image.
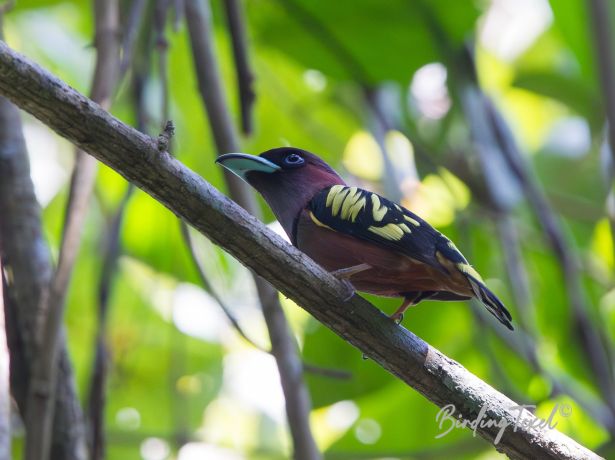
[0,260,10,460]
[173,0,184,31]
[157,120,175,151]
[222,0,255,135]
[119,0,147,79]
[24,2,120,459]
[183,223,353,379]
[87,185,133,460]
[363,86,403,202]
[0,44,605,458]
[587,0,615,166]
[180,222,268,351]
[155,0,172,127]
[183,1,321,459]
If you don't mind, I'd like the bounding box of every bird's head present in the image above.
[217,147,345,239]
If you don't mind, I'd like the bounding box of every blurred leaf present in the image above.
[248,0,479,84]
[548,0,597,84]
[513,71,600,129]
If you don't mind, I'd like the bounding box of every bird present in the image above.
[216,147,513,330]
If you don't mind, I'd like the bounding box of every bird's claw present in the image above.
[330,263,371,280]
[389,312,404,324]
[340,279,355,301]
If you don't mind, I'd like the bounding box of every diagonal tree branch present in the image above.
[0,41,604,460]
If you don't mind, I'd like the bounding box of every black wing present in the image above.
[307,185,514,330]
[307,185,463,274]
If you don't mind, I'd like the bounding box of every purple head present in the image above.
[217,147,345,238]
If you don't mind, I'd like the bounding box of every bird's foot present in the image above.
[330,263,371,280]
[390,296,417,325]
[330,264,369,301]
[389,312,404,324]
[340,279,355,301]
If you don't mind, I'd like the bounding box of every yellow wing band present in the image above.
[368,223,405,241]
[309,211,335,231]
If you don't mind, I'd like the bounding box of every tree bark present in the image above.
[0,41,604,460]
[0,96,87,459]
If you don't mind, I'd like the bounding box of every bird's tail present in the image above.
[466,274,514,330]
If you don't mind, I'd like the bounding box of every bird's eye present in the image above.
[284,153,304,167]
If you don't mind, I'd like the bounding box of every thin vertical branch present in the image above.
[182,224,353,380]
[0,260,10,460]
[184,0,257,211]
[155,0,171,124]
[181,224,267,350]
[153,3,194,447]
[483,96,615,417]
[363,87,403,202]
[86,186,133,460]
[119,0,148,79]
[184,1,321,458]
[0,67,87,460]
[587,0,615,165]
[223,0,255,135]
[0,13,15,458]
[86,4,154,457]
[24,2,120,459]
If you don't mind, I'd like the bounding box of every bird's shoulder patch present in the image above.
[307,186,444,271]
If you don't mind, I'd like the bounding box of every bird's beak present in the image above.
[216,153,281,179]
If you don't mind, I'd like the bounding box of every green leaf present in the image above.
[248,0,479,84]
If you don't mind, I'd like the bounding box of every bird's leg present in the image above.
[390,292,436,324]
[330,263,371,301]
[390,297,415,324]
[330,263,371,279]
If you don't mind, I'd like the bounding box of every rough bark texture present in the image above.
[0,41,603,460]
[0,97,87,459]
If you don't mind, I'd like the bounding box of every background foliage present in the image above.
[5,0,615,458]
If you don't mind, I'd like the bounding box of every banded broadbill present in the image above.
[217,147,513,330]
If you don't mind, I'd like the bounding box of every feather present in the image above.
[465,273,513,330]
[309,185,513,329]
